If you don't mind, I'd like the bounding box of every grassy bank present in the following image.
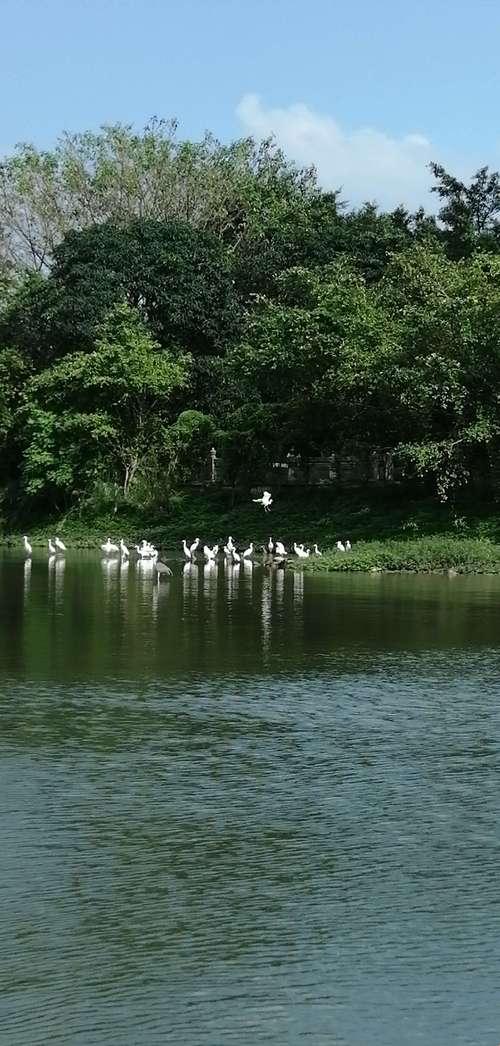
[301,535,500,574]
[4,487,500,572]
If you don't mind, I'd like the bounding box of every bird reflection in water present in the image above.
[118,556,129,613]
[23,558,31,602]
[100,556,119,608]
[101,556,119,574]
[182,561,199,601]
[151,574,169,620]
[203,559,218,601]
[274,563,284,607]
[225,558,240,612]
[261,574,272,656]
[101,556,119,584]
[54,555,65,604]
[293,569,304,603]
[136,556,155,601]
[183,560,198,580]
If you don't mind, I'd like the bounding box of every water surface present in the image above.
[1,550,499,1045]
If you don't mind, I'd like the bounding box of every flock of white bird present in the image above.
[23,535,67,556]
[180,535,352,563]
[21,491,352,574]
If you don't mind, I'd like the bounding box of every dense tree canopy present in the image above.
[2,117,500,514]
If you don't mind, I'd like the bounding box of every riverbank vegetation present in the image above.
[3,120,500,537]
[4,488,500,574]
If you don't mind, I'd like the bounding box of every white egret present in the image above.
[54,537,66,552]
[252,490,273,512]
[101,537,119,555]
[120,539,129,557]
[336,540,346,552]
[313,544,322,556]
[232,549,241,563]
[267,537,274,554]
[293,542,309,559]
[137,539,151,557]
[275,541,287,556]
[189,538,200,556]
[346,539,352,551]
[48,538,56,554]
[227,536,235,552]
[223,544,232,557]
[23,536,32,556]
[182,539,191,559]
[243,542,253,559]
[204,544,218,560]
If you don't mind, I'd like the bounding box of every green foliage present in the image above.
[430,163,500,258]
[2,220,241,359]
[0,119,319,272]
[302,536,500,574]
[4,118,500,519]
[20,304,188,503]
[166,410,216,484]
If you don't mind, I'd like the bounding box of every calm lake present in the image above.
[1,549,499,1045]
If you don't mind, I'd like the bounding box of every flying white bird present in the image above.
[252,490,273,512]
[23,536,32,556]
[54,537,66,552]
[336,541,346,552]
[120,539,129,557]
[313,544,322,556]
[346,540,352,551]
[48,538,56,554]
[101,537,119,555]
[189,538,200,556]
[275,541,287,556]
[243,542,253,559]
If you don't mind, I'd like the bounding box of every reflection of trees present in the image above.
[3,554,500,686]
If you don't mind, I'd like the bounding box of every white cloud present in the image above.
[236,93,436,211]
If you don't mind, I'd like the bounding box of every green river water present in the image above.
[0,549,499,1045]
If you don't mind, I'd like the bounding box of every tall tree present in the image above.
[1,219,242,360]
[430,163,500,258]
[20,304,188,502]
[0,120,319,271]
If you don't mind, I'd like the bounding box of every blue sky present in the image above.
[2,0,499,208]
